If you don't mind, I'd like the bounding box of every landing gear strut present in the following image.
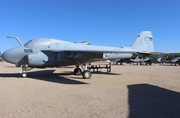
[74,66,82,75]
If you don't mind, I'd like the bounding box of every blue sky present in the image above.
[1,0,180,53]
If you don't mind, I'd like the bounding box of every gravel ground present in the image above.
[0,62,180,118]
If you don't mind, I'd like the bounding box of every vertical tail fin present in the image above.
[131,31,154,52]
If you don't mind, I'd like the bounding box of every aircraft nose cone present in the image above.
[2,47,24,64]
[2,49,14,63]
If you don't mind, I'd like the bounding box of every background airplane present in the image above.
[170,57,180,65]
[132,51,180,66]
[2,31,154,79]
[113,58,131,65]
[130,56,154,65]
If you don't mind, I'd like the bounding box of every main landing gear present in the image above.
[74,64,92,79]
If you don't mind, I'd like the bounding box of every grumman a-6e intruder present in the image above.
[2,31,154,79]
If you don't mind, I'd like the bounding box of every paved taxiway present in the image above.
[0,62,180,118]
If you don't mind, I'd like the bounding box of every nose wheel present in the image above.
[22,73,27,77]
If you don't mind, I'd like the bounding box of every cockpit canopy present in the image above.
[24,38,52,48]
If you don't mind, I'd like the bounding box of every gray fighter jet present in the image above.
[170,57,180,65]
[130,56,153,65]
[2,31,154,79]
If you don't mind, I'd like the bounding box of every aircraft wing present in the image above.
[48,48,135,53]
[42,49,135,62]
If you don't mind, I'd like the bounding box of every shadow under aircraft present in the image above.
[128,84,180,118]
[0,70,88,85]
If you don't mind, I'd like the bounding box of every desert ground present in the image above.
[0,62,180,118]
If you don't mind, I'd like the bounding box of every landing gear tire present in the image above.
[22,73,27,78]
[82,70,92,79]
[74,68,82,75]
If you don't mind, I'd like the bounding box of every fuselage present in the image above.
[2,38,141,68]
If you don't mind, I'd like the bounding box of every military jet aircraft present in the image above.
[170,57,180,65]
[2,31,154,79]
[113,58,131,65]
[130,56,154,65]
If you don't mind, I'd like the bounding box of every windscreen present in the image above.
[24,38,51,48]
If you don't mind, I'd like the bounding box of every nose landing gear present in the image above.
[21,65,32,77]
